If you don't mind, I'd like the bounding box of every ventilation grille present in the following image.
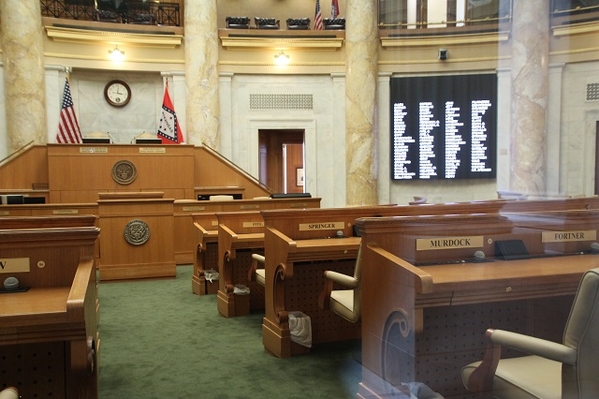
[587,83,599,101]
[250,94,313,110]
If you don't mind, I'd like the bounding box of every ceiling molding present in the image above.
[381,31,510,48]
[45,25,183,48]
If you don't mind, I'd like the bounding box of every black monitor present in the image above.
[270,193,312,199]
[135,138,163,144]
[82,138,111,144]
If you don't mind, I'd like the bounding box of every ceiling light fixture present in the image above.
[274,51,290,66]
[109,46,125,62]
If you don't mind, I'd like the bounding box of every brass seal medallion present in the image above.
[123,219,150,246]
[112,160,137,185]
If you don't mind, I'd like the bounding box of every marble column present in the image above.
[184,0,220,148]
[0,0,47,152]
[509,0,549,196]
[345,0,378,205]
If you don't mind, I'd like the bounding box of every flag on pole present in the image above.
[157,82,184,144]
[56,77,82,144]
[331,0,340,18]
[314,0,323,30]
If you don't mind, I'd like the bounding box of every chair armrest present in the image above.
[318,277,335,310]
[324,270,358,289]
[248,253,265,281]
[489,329,576,365]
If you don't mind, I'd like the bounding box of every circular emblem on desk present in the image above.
[112,160,137,185]
[124,219,150,246]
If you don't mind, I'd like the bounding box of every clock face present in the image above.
[104,80,131,107]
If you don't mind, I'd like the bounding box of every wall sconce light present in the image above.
[438,48,448,61]
[274,51,290,66]
[109,46,125,62]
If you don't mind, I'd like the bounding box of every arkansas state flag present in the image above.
[331,0,340,18]
[157,83,183,144]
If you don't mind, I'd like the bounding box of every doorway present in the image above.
[258,129,305,194]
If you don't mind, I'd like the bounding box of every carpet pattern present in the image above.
[98,265,362,398]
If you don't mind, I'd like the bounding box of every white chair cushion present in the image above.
[462,355,561,399]
[255,269,265,286]
[329,290,356,322]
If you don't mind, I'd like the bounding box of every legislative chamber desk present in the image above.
[190,196,320,296]
[260,205,421,358]
[216,211,266,317]
[354,211,599,398]
[0,217,100,398]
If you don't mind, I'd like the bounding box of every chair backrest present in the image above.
[562,267,599,398]
[352,243,363,321]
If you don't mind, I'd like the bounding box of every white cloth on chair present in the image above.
[288,311,312,348]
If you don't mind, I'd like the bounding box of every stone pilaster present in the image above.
[509,0,550,195]
[184,0,220,148]
[345,0,378,205]
[0,0,47,152]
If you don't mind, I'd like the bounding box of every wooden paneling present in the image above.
[97,194,176,280]
[47,144,195,203]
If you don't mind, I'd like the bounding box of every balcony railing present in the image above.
[40,0,181,27]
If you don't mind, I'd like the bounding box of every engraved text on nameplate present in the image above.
[542,230,597,243]
[299,222,345,231]
[417,236,484,251]
[243,221,264,228]
[0,257,30,273]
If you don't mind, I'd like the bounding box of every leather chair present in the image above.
[318,243,362,323]
[248,253,265,287]
[461,267,599,399]
[0,387,18,399]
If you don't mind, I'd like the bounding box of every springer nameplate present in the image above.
[417,236,484,251]
[542,230,596,243]
[0,257,30,273]
[243,221,264,228]
[299,221,345,231]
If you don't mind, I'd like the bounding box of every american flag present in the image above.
[331,0,340,18]
[314,0,323,30]
[157,82,184,144]
[56,77,82,144]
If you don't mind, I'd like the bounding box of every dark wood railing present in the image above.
[40,0,181,27]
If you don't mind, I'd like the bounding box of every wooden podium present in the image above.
[97,192,176,281]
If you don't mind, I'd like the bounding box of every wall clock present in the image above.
[104,79,131,107]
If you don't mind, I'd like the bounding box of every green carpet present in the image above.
[98,265,362,398]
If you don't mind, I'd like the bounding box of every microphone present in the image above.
[591,242,599,254]
[473,250,486,262]
[3,276,19,291]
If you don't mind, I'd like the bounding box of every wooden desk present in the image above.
[355,212,596,398]
[191,212,220,294]
[0,222,100,399]
[261,205,413,358]
[189,197,321,295]
[216,211,265,317]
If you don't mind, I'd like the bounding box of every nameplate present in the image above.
[299,221,345,231]
[53,209,79,215]
[183,206,205,212]
[139,147,166,154]
[542,230,596,243]
[0,211,9,216]
[290,203,308,208]
[240,205,260,210]
[80,147,108,154]
[243,221,264,228]
[0,257,30,273]
[212,220,218,226]
[417,236,484,251]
